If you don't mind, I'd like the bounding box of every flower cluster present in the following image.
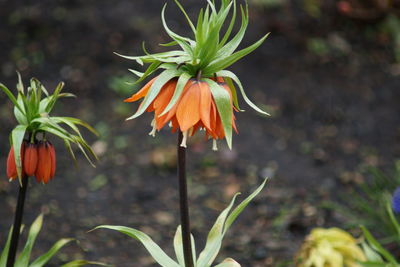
[121,0,269,149]
[0,75,98,184]
[7,140,56,184]
[125,77,237,148]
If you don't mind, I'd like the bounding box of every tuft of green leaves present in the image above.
[0,214,107,267]
[95,178,268,267]
[0,74,98,181]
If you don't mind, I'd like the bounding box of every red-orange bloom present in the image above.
[23,142,38,176]
[6,142,26,180]
[35,141,56,184]
[125,77,237,148]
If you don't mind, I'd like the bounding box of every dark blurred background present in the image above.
[0,0,400,266]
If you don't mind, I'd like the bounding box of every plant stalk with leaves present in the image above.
[101,0,270,266]
[0,75,98,267]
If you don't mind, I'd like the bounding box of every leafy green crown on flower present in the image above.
[118,0,269,148]
[0,73,98,181]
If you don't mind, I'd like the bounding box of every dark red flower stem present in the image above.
[178,131,194,267]
[7,175,29,267]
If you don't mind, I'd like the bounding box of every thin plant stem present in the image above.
[7,176,29,267]
[178,131,194,267]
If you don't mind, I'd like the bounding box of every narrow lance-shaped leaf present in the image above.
[94,226,180,267]
[15,214,44,267]
[205,79,232,149]
[223,178,268,235]
[29,238,75,267]
[361,226,398,265]
[173,0,196,33]
[60,260,108,267]
[161,4,194,56]
[0,228,14,267]
[127,68,181,120]
[173,226,185,266]
[0,83,25,115]
[11,125,28,181]
[225,77,241,111]
[196,194,240,267]
[216,70,269,116]
[205,33,270,74]
[160,72,192,116]
[214,258,241,267]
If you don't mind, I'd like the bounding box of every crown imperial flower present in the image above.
[121,0,269,149]
[1,74,98,184]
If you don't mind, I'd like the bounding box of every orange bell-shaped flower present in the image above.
[35,141,56,184]
[6,142,26,180]
[125,77,237,148]
[23,142,38,176]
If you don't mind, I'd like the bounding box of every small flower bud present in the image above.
[23,142,38,176]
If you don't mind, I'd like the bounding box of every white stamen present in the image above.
[212,139,218,151]
[168,121,173,128]
[149,119,157,137]
[180,131,188,147]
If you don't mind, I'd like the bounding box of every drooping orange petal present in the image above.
[154,80,177,128]
[154,80,177,114]
[199,81,212,131]
[35,141,52,184]
[124,77,157,103]
[23,143,38,176]
[157,80,194,131]
[7,146,17,180]
[191,121,203,136]
[49,142,56,179]
[176,82,201,132]
[171,116,179,133]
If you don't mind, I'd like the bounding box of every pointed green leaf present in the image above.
[205,33,269,74]
[197,194,240,267]
[173,0,196,33]
[361,242,383,263]
[361,226,397,264]
[173,226,185,266]
[16,71,24,94]
[126,69,180,120]
[160,72,192,116]
[11,125,27,180]
[29,238,74,267]
[15,214,44,267]
[214,258,241,267]
[60,260,108,267]
[0,228,14,267]
[0,83,25,115]
[223,178,268,235]
[216,70,269,115]
[94,226,180,267]
[225,77,241,111]
[161,4,194,56]
[204,79,232,149]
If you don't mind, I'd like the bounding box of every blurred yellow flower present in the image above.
[295,227,366,267]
